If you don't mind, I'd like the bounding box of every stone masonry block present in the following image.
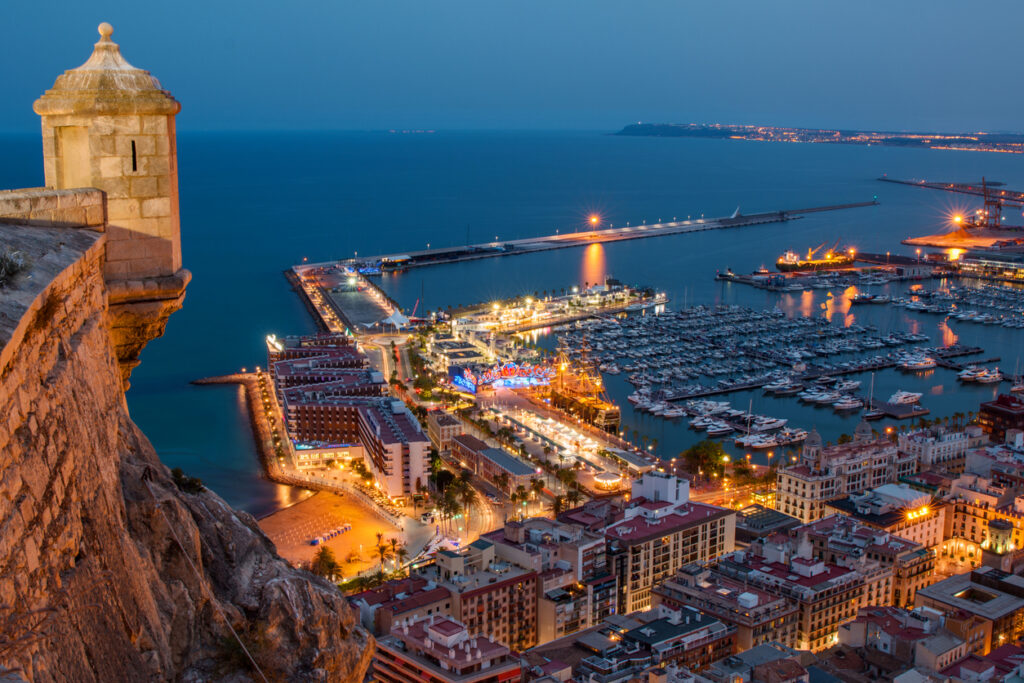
[141,155,170,176]
[115,137,135,156]
[142,116,168,135]
[94,115,142,135]
[84,204,106,227]
[106,239,152,263]
[130,177,159,198]
[93,134,117,156]
[133,136,156,156]
[100,177,130,199]
[106,198,141,220]
[141,197,170,218]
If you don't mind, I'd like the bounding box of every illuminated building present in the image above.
[915,567,1024,654]
[825,483,944,550]
[798,514,935,608]
[714,537,865,652]
[775,421,915,523]
[427,411,464,452]
[652,565,800,651]
[449,435,535,494]
[958,251,1024,283]
[605,473,736,613]
[483,518,615,644]
[898,426,987,473]
[415,539,538,651]
[357,400,429,500]
[373,615,523,683]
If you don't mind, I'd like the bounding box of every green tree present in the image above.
[552,495,565,516]
[681,440,726,480]
[837,433,853,445]
[311,546,340,580]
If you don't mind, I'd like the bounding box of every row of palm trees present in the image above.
[374,532,410,575]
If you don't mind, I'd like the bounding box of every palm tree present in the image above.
[566,488,582,507]
[494,472,510,493]
[514,484,528,517]
[530,477,545,513]
[311,546,340,580]
[388,537,399,572]
[394,543,410,576]
[375,541,393,570]
[556,468,577,493]
[457,480,478,529]
[552,495,565,516]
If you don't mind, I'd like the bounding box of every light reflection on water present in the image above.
[581,243,606,290]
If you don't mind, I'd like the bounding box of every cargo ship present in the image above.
[776,240,854,272]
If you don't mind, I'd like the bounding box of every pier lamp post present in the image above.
[916,248,922,262]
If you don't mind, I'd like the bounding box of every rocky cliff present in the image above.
[0,217,371,680]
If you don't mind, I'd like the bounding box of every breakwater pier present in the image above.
[304,200,878,272]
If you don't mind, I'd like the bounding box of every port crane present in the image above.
[878,176,1024,230]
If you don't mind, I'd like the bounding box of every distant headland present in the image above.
[615,122,1024,154]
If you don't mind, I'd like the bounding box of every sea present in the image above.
[3,130,1024,518]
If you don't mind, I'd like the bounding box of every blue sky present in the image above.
[5,1,1022,133]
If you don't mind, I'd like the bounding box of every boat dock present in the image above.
[301,200,878,272]
[664,345,985,419]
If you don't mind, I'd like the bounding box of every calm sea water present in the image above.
[3,131,1023,516]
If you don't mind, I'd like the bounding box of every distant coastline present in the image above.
[615,122,1024,154]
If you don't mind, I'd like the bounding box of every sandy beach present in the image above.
[259,491,403,578]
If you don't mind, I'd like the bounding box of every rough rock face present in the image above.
[0,222,371,680]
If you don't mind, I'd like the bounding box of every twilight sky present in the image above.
[4,1,1022,133]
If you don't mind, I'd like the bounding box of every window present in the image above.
[131,140,138,172]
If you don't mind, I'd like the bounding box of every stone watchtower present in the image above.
[34,23,189,385]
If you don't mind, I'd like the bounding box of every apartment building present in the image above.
[482,517,616,644]
[825,483,945,550]
[776,421,916,523]
[979,395,1024,445]
[350,576,452,636]
[799,514,936,608]
[605,472,736,614]
[652,564,799,651]
[715,538,865,651]
[899,425,986,473]
[358,399,429,499]
[416,538,539,651]
[373,615,523,683]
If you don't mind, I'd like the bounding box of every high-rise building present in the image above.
[605,472,736,613]
[358,400,430,499]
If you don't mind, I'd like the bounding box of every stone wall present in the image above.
[0,188,104,228]
[0,223,371,680]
